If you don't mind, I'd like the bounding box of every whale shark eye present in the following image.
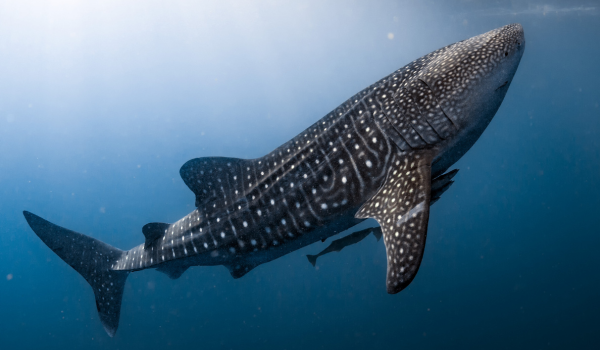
[505,52,508,56]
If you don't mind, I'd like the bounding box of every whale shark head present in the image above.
[420,23,525,131]
[411,24,525,176]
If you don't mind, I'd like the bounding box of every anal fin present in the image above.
[355,150,433,294]
[156,264,189,279]
[225,263,256,279]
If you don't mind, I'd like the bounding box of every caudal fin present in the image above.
[23,211,129,337]
[306,255,318,267]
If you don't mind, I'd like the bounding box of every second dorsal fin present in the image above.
[179,157,253,207]
[142,222,170,248]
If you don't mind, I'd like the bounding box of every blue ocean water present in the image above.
[1,1,599,349]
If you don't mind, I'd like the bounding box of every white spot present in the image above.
[342,176,347,184]
[321,203,328,209]
[366,160,372,168]
[243,221,248,227]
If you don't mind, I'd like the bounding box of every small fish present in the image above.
[307,227,383,267]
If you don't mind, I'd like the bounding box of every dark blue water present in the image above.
[1,1,599,349]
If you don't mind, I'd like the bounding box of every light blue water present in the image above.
[1,1,599,349]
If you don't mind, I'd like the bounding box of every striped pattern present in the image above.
[112,24,525,282]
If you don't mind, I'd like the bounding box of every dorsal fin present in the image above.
[179,157,253,207]
[142,222,170,248]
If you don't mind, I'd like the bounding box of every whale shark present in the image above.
[24,24,525,336]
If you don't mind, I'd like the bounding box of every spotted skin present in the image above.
[23,24,525,336]
[116,106,394,275]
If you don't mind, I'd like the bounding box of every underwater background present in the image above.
[1,0,599,349]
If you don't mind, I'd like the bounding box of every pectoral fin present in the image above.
[355,150,433,294]
[370,227,383,241]
[430,169,458,205]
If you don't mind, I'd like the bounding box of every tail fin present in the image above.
[306,255,318,267]
[23,211,128,337]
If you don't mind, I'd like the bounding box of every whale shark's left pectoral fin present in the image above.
[355,150,433,294]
